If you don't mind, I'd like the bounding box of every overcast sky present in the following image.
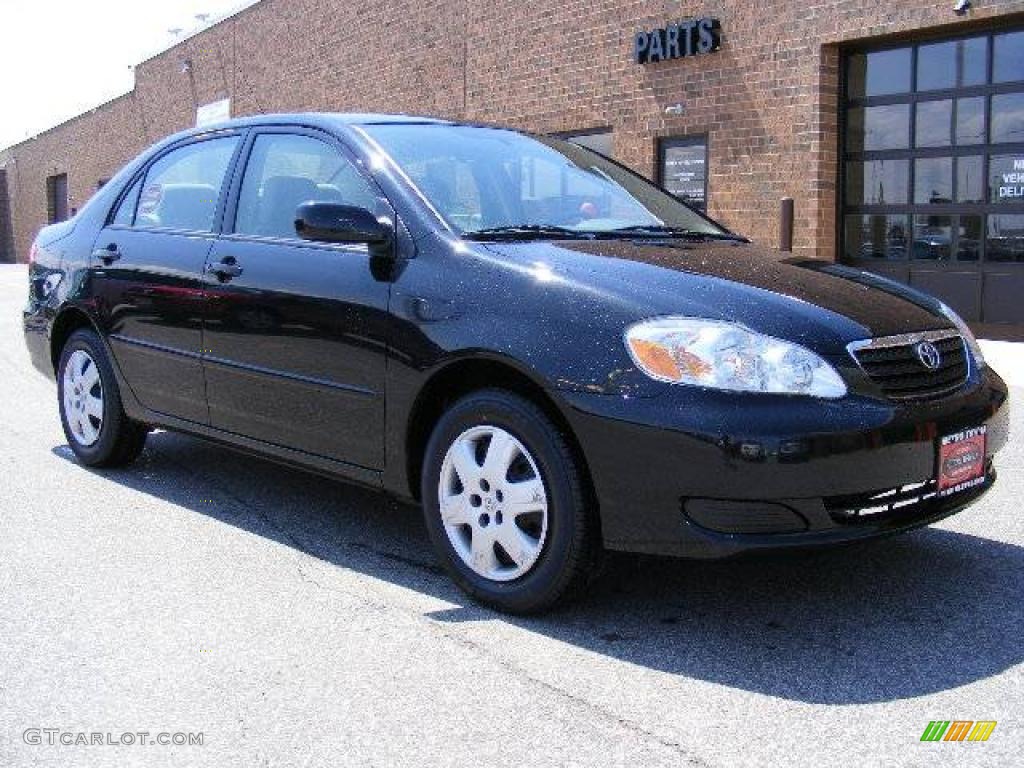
[0,0,257,149]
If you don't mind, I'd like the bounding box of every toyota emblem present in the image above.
[915,341,942,370]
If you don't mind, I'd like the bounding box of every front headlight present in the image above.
[625,317,847,398]
[938,302,986,369]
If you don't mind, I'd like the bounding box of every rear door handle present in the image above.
[92,244,121,264]
[207,258,243,280]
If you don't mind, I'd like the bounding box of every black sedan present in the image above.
[24,114,1009,613]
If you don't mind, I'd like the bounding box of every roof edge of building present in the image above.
[133,0,264,70]
[0,0,265,158]
[0,89,137,157]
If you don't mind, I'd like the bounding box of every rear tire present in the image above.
[57,329,147,468]
[421,389,599,614]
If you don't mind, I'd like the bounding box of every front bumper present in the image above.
[562,366,1009,558]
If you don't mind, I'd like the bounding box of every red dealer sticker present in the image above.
[937,426,987,497]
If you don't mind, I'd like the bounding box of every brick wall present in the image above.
[0,169,14,263]
[1,0,1022,262]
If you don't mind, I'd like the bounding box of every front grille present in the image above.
[849,331,968,401]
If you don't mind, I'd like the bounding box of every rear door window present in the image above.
[133,137,239,232]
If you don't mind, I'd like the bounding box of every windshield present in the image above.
[360,124,727,238]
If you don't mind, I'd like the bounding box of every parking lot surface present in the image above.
[0,263,1020,767]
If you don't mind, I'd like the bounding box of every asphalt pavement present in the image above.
[0,263,1020,767]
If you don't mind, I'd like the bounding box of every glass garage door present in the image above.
[841,28,1024,326]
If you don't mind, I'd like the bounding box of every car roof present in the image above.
[192,112,453,134]
[150,112,523,158]
[151,112,471,152]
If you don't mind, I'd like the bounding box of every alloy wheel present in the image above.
[62,349,104,446]
[438,425,549,581]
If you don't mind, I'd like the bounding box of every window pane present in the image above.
[987,214,1024,262]
[847,48,912,97]
[956,155,984,203]
[993,30,1024,83]
[844,214,909,260]
[135,137,238,231]
[914,157,953,204]
[845,159,908,205]
[959,36,988,87]
[992,93,1024,143]
[846,104,910,152]
[915,100,952,147]
[111,176,142,227]
[916,41,956,91]
[235,134,379,239]
[956,215,983,262]
[955,97,986,145]
[913,215,953,260]
[990,154,1024,203]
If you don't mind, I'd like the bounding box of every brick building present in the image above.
[2,0,1023,326]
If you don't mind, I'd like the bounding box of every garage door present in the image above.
[840,28,1024,327]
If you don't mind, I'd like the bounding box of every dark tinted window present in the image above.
[991,93,1024,143]
[957,215,983,261]
[843,29,1024,272]
[847,48,911,97]
[846,105,910,151]
[913,214,953,260]
[955,97,986,145]
[916,37,987,90]
[914,157,953,204]
[987,214,1024,261]
[234,134,380,240]
[845,159,908,205]
[844,214,909,260]
[916,41,957,91]
[956,155,984,203]
[915,100,952,147]
[993,31,1024,83]
[959,36,988,87]
[135,137,238,231]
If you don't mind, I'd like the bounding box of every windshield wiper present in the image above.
[599,225,748,241]
[463,224,594,241]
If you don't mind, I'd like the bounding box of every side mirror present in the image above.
[294,202,393,248]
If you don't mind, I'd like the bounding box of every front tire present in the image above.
[57,329,147,467]
[421,389,598,614]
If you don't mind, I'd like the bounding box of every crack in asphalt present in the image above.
[144,442,711,765]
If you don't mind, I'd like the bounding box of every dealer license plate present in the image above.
[937,426,987,497]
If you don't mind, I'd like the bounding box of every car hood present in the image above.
[478,238,950,355]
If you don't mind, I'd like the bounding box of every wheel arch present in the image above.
[50,306,101,373]
[405,356,598,517]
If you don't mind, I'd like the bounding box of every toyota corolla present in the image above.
[23,114,1009,613]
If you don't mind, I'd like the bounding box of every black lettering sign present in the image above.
[634,18,721,65]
